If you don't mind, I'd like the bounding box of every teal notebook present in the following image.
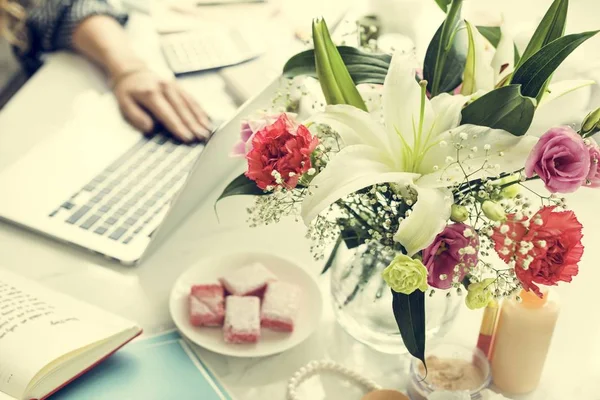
[50,331,233,400]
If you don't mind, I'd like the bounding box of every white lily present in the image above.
[301,53,538,256]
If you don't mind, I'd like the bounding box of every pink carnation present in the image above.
[245,114,318,190]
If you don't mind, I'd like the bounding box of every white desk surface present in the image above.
[0,2,599,400]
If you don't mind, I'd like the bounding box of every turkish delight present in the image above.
[188,283,225,327]
[261,281,301,332]
[223,296,261,344]
[219,262,277,296]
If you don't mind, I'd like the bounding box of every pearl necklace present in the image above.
[286,360,382,400]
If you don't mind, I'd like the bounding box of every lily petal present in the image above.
[417,125,538,187]
[306,105,397,159]
[301,144,419,224]
[429,93,471,136]
[538,80,596,107]
[383,53,434,149]
[491,25,515,83]
[393,187,452,256]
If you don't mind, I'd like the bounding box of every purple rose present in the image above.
[422,223,479,290]
[525,126,590,193]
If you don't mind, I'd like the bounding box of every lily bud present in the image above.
[482,200,506,222]
[312,18,367,111]
[581,108,600,136]
[450,204,469,222]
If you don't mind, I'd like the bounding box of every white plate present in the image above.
[170,252,323,357]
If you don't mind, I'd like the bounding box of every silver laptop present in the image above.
[0,78,281,265]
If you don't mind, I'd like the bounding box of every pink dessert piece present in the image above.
[188,283,225,327]
[219,262,277,296]
[261,281,301,332]
[223,296,261,344]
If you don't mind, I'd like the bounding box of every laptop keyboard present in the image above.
[49,134,204,245]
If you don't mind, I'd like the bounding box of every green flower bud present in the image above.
[450,204,469,222]
[482,200,506,222]
[500,184,520,199]
[581,107,600,136]
[382,254,428,295]
[495,175,520,199]
[465,278,495,310]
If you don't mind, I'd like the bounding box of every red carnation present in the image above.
[491,206,584,297]
[245,114,318,190]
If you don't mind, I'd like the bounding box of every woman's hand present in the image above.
[113,69,213,142]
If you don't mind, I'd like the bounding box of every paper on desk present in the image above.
[153,1,279,33]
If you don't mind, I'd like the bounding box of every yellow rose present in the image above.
[465,278,495,310]
[382,254,428,295]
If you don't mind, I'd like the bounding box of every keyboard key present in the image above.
[109,227,128,240]
[66,205,91,224]
[133,226,143,234]
[123,236,134,244]
[94,226,108,235]
[90,194,105,203]
[80,214,101,230]
[124,217,137,226]
[106,196,121,205]
[105,216,118,225]
[133,208,147,217]
[82,184,95,192]
[61,201,75,210]
[99,204,112,213]
[115,208,128,216]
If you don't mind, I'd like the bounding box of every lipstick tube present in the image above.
[476,300,499,360]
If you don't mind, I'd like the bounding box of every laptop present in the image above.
[0,77,282,265]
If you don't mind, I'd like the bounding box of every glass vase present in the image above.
[330,241,461,354]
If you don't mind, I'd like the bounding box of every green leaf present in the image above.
[321,235,343,275]
[283,46,391,85]
[511,30,599,99]
[477,26,520,67]
[461,85,536,136]
[424,0,467,96]
[217,173,266,202]
[392,289,426,367]
[516,0,569,69]
[477,26,500,47]
[313,19,368,111]
[434,0,452,12]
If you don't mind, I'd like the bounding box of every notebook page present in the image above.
[0,270,137,399]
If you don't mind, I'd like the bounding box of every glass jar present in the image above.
[407,343,492,400]
[330,242,461,354]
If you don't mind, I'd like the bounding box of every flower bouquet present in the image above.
[218,0,600,364]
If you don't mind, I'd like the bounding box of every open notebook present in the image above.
[0,270,141,400]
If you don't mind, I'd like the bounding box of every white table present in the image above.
[1,3,599,400]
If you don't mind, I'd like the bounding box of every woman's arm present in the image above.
[72,15,212,142]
